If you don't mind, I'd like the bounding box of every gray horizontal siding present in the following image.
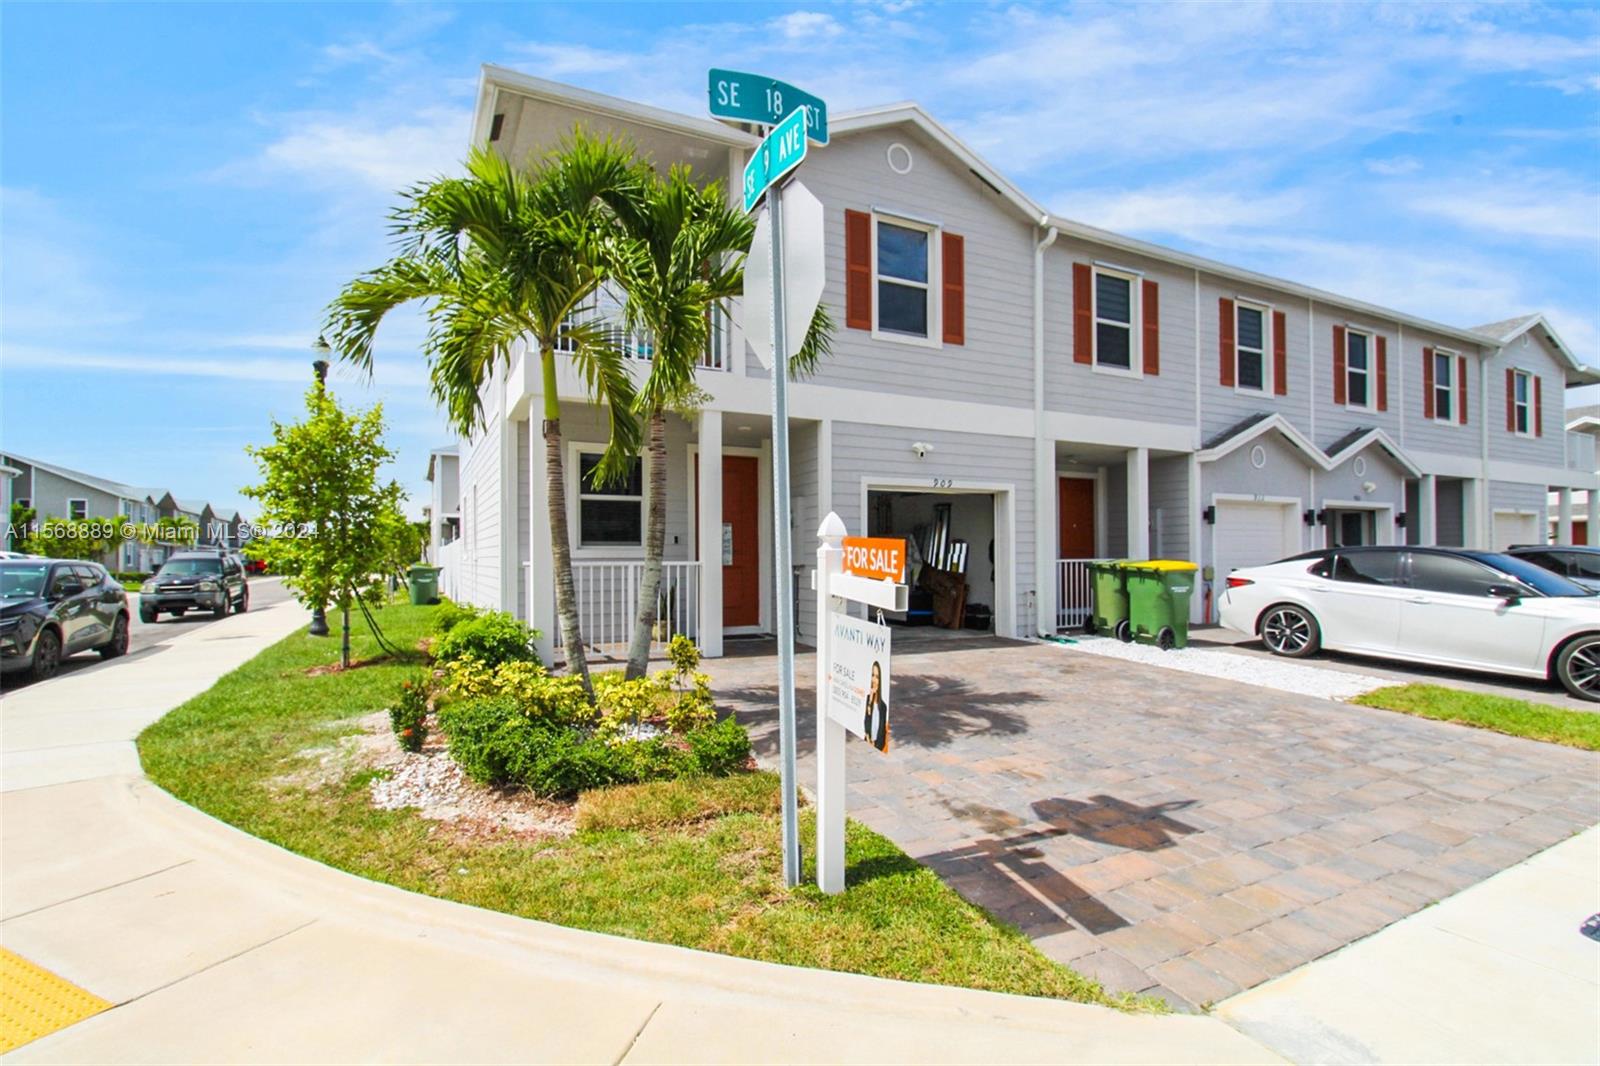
[1399,329,1486,455]
[1311,310,1403,451]
[1198,277,1314,440]
[1487,335,1567,469]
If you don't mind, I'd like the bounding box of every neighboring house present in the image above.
[1,462,19,549]
[425,445,460,565]
[0,452,169,570]
[1554,403,1600,544]
[443,67,1600,661]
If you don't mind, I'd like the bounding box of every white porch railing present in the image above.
[1566,431,1596,472]
[1056,558,1108,630]
[557,283,727,370]
[555,560,702,652]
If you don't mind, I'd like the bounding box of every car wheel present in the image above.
[213,596,230,619]
[1555,636,1600,702]
[30,628,62,681]
[1260,604,1321,658]
[140,605,157,624]
[236,587,249,613]
[99,613,130,659]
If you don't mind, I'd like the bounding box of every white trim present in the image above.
[1208,494,1304,588]
[1232,300,1272,396]
[1511,368,1535,438]
[1090,265,1141,378]
[66,497,88,521]
[566,440,647,558]
[857,475,1017,638]
[1428,346,1461,425]
[1324,428,1424,478]
[1343,325,1376,412]
[481,64,758,147]
[1476,313,1597,383]
[1196,413,1323,469]
[1320,499,1397,548]
[869,211,941,349]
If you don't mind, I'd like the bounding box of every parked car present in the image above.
[1,559,131,681]
[138,550,249,622]
[1505,545,1600,593]
[1219,547,1600,701]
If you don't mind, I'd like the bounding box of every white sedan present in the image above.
[1219,547,1600,701]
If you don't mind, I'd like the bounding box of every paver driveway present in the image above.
[706,637,1600,1010]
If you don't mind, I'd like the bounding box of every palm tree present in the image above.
[322,136,644,695]
[606,165,833,680]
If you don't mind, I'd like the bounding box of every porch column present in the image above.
[1418,474,1437,546]
[1558,487,1574,545]
[1034,436,1056,636]
[527,416,555,664]
[1588,490,1599,546]
[1126,447,1150,559]
[697,410,724,658]
[1462,477,1486,549]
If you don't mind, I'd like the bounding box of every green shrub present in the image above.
[685,716,752,775]
[433,611,540,668]
[430,599,482,635]
[443,658,593,726]
[390,672,429,753]
[437,695,535,784]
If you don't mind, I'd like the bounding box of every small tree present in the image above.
[8,501,36,551]
[20,514,126,561]
[242,381,407,668]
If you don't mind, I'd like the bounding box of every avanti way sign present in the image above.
[741,106,808,213]
[707,69,828,144]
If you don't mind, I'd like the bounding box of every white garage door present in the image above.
[1215,500,1300,580]
[1493,511,1540,550]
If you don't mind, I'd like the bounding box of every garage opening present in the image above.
[867,489,997,638]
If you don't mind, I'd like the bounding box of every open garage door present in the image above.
[1214,499,1301,580]
[1493,511,1541,550]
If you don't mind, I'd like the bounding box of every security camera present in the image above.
[911,441,934,458]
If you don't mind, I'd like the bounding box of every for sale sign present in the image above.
[825,610,892,753]
[841,536,906,583]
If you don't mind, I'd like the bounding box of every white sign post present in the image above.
[813,511,908,894]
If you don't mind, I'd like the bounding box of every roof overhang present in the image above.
[1567,416,1600,434]
[1195,413,1324,468]
[1491,314,1600,386]
[1323,428,1423,478]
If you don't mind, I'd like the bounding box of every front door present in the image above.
[1330,509,1375,547]
[1059,476,1096,557]
[722,456,760,628]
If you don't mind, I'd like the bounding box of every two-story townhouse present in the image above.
[425,445,461,568]
[0,452,178,570]
[444,66,1599,662]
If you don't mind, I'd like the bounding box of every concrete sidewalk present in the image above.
[0,598,1277,1063]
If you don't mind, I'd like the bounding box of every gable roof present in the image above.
[0,451,151,502]
[1196,413,1325,468]
[1323,427,1423,478]
[1470,313,1599,385]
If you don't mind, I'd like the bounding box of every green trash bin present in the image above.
[408,564,441,606]
[1086,560,1133,641]
[1123,560,1199,650]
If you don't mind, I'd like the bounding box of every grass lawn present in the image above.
[1353,683,1600,750]
[138,601,1145,1010]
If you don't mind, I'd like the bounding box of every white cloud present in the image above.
[3,343,431,388]
[1366,156,1423,176]
[1061,182,1307,243]
[770,11,843,40]
[1397,168,1600,244]
[511,42,641,78]
[249,105,470,192]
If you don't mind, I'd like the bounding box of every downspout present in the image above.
[1480,347,1493,547]
[1034,217,1058,638]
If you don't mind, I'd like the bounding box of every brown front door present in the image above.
[722,456,760,628]
[1059,476,1096,557]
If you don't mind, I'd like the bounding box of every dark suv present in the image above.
[139,550,249,622]
[1,559,131,681]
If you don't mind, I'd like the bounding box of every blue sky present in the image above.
[3,2,1597,518]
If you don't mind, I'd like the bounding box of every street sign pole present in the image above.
[768,176,802,888]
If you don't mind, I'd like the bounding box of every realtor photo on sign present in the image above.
[826,612,892,753]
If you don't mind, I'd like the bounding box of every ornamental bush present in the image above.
[430,599,481,636]
[389,672,430,753]
[433,610,540,668]
[443,658,593,727]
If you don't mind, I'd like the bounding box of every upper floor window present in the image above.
[1094,268,1137,371]
[1512,369,1532,435]
[1433,350,1454,422]
[1236,304,1267,392]
[874,219,932,339]
[67,498,88,521]
[1345,329,1371,408]
[576,450,643,548]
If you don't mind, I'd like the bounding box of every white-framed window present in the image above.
[872,214,937,345]
[1235,302,1269,392]
[1432,349,1455,422]
[67,498,88,521]
[1345,328,1372,408]
[572,445,645,551]
[1093,266,1140,374]
[1513,369,1532,435]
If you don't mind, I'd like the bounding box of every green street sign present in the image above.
[742,107,809,213]
[708,69,828,145]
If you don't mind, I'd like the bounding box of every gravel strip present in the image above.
[1052,635,1392,701]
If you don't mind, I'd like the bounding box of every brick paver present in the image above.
[707,638,1599,1010]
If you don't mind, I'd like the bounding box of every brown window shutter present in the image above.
[1422,347,1435,419]
[1458,355,1468,425]
[941,232,964,345]
[1333,325,1347,405]
[1219,297,1235,387]
[1375,335,1388,412]
[1535,375,1543,436]
[844,210,872,330]
[1272,310,1288,396]
[1142,279,1160,375]
[1073,263,1092,365]
[1506,368,1516,431]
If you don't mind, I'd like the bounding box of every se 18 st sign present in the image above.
[842,536,906,583]
[707,68,829,144]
